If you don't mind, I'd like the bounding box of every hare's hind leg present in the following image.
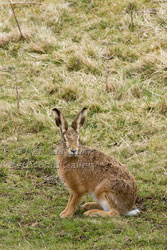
[84,208,119,217]
[60,192,83,218]
[84,192,120,217]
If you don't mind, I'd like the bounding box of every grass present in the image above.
[0,0,167,249]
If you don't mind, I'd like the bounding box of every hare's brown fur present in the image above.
[53,107,139,218]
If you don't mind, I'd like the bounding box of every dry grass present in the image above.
[0,0,167,249]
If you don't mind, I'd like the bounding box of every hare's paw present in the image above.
[60,212,73,218]
[84,209,119,217]
[60,209,74,218]
[81,202,102,210]
[84,209,103,217]
[60,209,66,217]
[81,203,93,210]
[60,213,73,218]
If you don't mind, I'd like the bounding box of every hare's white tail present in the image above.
[126,208,140,216]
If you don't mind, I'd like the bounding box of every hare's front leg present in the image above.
[60,192,82,218]
[60,193,73,217]
[81,202,103,210]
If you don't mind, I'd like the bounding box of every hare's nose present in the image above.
[70,149,77,155]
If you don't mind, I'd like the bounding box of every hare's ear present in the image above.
[52,108,68,134]
[71,107,87,133]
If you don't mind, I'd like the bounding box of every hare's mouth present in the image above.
[69,149,78,157]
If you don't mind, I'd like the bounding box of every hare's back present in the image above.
[79,146,133,181]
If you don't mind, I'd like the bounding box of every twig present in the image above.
[1,2,42,5]
[8,0,24,39]
[105,41,110,93]
[13,67,20,112]
[130,4,134,27]
[128,2,135,29]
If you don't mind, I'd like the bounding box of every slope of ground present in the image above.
[0,0,167,249]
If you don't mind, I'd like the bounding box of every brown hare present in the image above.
[53,107,140,218]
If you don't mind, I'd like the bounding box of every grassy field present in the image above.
[0,0,167,249]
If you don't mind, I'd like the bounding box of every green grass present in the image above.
[0,0,167,249]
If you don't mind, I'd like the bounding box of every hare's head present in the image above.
[53,107,87,156]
